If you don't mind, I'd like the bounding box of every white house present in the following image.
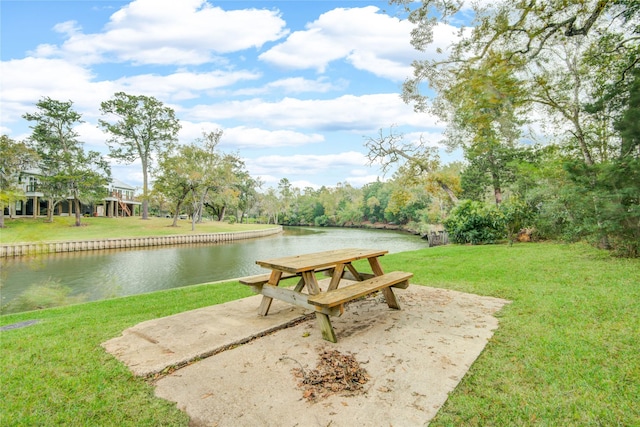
[8,170,141,218]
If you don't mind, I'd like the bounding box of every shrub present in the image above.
[444,200,506,244]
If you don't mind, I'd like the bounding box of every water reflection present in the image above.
[1,227,426,306]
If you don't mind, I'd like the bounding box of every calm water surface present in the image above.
[1,227,427,306]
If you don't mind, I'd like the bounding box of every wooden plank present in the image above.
[259,285,341,316]
[258,296,273,317]
[315,312,337,343]
[342,271,374,281]
[327,263,345,291]
[307,271,413,308]
[381,287,401,310]
[258,270,283,316]
[345,263,362,281]
[239,271,297,286]
[302,271,321,295]
[256,248,388,274]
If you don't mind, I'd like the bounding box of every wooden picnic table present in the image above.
[240,248,412,342]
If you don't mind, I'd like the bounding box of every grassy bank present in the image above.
[0,216,277,244]
[1,243,638,425]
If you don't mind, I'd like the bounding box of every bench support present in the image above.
[241,267,412,343]
[307,271,413,342]
[316,312,338,343]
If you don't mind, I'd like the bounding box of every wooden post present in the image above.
[258,270,282,316]
[315,312,337,343]
[368,256,401,309]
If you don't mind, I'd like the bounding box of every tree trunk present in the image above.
[47,198,55,223]
[74,198,82,226]
[142,159,149,220]
[436,179,459,204]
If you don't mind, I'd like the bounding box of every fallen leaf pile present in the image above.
[293,349,370,402]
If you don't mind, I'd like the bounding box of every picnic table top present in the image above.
[256,248,388,274]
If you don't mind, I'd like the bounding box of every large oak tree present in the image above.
[99,92,180,220]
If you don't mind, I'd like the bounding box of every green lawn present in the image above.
[0,216,277,244]
[1,242,638,426]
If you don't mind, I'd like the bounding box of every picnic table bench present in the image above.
[240,248,413,342]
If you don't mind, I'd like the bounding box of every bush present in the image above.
[444,200,506,244]
[314,215,330,227]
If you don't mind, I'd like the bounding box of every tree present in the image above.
[236,171,261,224]
[0,136,38,227]
[153,150,192,227]
[184,130,223,227]
[365,126,460,204]
[204,152,246,222]
[393,0,639,253]
[441,53,526,204]
[23,97,110,226]
[99,92,180,220]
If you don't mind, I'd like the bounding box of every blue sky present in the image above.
[1,0,465,191]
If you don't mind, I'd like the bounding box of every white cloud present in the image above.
[1,1,459,190]
[246,151,369,176]
[233,77,343,96]
[259,6,416,80]
[176,122,324,149]
[259,6,461,81]
[186,93,439,131]
[113,69,262,102]
[33,0,289,66]
[76,122,109,151]
[0,58,106,125]
[345,173,384,187]
[222,126,324,149]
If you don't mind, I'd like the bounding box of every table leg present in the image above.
[315,312,338,343]
[368,257,384,276]
[259,270,282,316]
[368,257,401,309]
[293,277,305,292]
[302,271,321,295]
[345,263,362,281]
[381,288,401,309]
[327,263,345,291]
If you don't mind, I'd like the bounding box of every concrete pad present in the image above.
[102,295,310,377]
[144,286,509,426]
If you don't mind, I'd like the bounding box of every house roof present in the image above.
[110,178,136,190]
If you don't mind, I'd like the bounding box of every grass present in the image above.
[0,216,277,244]
[1,242,639,425]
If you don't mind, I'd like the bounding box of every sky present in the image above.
[1,0,467,192]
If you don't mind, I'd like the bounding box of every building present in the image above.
[7,169,141,218]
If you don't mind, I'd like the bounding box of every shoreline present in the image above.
[0,226,283,258]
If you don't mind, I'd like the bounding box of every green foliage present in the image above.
[23,97,111,226]
[444,200,506,244]
[394,0,639,257]
[444,197,536,245]
[0,135,38,227]
[314,214,330,227]
[99,92,181,219]
[500,196,536,244]
[563,159,640,257]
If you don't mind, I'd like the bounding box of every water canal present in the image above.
[1,227,427,307]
